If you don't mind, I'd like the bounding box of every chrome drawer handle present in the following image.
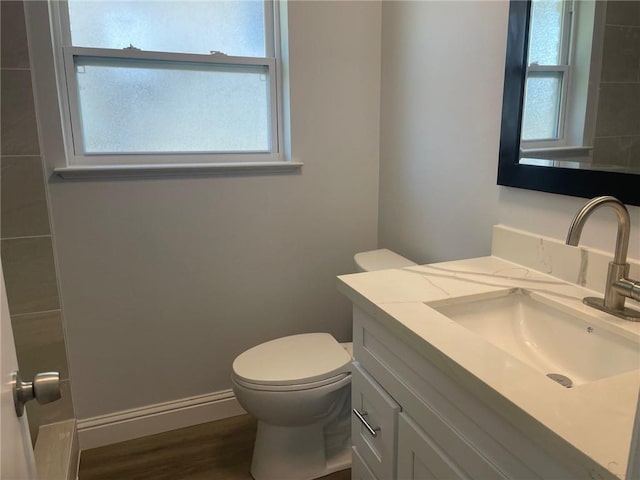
[353,408,380,437]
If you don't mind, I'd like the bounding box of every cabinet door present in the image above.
[352,362,400,480]
[398,412,510,480]
[397,413,465,480]
[352,447,379,480]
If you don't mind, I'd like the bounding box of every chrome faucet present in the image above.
[566,196,640,321]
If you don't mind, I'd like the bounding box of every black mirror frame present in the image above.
[497,0,640,207]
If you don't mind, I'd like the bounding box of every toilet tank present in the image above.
[354,249,417,272]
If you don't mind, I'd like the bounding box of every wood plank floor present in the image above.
[79,414,351,480]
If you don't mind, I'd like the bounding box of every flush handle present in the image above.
[12,371,61,417]
[353,408,380,437]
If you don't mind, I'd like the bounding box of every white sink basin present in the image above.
[428,289,640,387]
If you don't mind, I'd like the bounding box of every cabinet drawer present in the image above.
[352,447,379,480]
[352,362,400,480]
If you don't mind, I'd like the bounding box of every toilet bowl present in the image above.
[231,249,416,480]
[232,333,352,480]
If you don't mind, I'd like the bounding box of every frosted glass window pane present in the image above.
[528,0,563,65]
[521,72,562,141]
[68,1,266,57]
[74,57,270,154]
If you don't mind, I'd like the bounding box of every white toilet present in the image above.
[231,249,416,480]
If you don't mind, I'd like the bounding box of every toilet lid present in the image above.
[232,333,352,386]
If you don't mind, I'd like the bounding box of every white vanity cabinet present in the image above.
[351,306,574,480]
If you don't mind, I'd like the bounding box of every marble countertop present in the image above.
[337,255,640,479]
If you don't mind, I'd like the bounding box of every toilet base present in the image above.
[250,421,351,480]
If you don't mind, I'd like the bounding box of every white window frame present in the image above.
[45,0,291,171]
[521,0,574,149]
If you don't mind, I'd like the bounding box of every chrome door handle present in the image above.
[12,371,61,417]
[353,408,380,437]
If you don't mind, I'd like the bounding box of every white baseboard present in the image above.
[77,389,246,450]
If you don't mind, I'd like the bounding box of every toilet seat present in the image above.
[232,333,352,388]
[233,372,350,392]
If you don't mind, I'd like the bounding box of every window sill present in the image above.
[519,146,593,166]
[53,161,303,179]
[520,145,592,158]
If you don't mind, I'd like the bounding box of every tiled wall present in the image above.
[592,1,640,171]
[1,1,74,443]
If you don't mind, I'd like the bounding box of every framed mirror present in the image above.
[498,0,640,206]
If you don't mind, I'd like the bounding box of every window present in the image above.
[48,0,285,168]
[521,0,573,146]
[521,0,603,157]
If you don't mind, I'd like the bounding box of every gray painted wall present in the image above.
[378,0,640,264]
[378,0,504,265]
[38,1,382,419]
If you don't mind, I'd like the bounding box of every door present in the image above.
[1,261,37,479]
